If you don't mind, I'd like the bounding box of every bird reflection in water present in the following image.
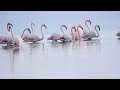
[1,46,24,79]
[27,42,44,66]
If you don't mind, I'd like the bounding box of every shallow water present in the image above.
[0,30,120,79]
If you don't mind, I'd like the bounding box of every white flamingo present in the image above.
[28,22,47,43]
[21,28,31,42]
[0,23,12,43]
[1,23,22,47]
[47,25,66,42]
[82,25,100,40]
[82,20,92,37]
[69,25,80,40]
[60,25,75,42]
[76,25,83,39]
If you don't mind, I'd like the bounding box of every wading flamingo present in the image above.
[82,20,92,37]
[82,25,100,40]
[69,25,80,40]
[60,25,75,42]
[1,23,22,47]
[21,28,31,42]
[47,25,66,42]
[28,22,47,43]
[76,25,83,40]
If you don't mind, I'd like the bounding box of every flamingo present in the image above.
[47,25,66,42]
[82,25,100,40]
[21,28,31,42]
[69,25,80,40]
[28,22,47,43]
[1,23,22,47]
[60,25,75,42]
[82,20,92,37]
[76,25,83,39]
[116,32,120,37]
[0,23,12,43]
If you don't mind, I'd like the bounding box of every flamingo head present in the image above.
[7,23,13,32]
[41,24,47,29]
[96,25,100,31]
[86,20,91,25]
[71,26,76,32]
[77,25,83,30]
[25,28,31,33]
[61,25,67,30]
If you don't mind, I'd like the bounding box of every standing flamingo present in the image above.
[21,28,31,42]
[82,25,100,40]
[60,25,75,42]
[47,25,66,42]
[0,23,12,43]
[28,22,47,43]
[1,23,22,47]
[69,25,80,40]
[77,25,83,38]
[82,20,92,37]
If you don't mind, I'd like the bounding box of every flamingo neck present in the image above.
[95,26,99,37]
[21,29,26,38]
[21,28,31,38]
[77,27,82,39]
[71,28,75,41]
[31,23,34,33]
[41,27,44,40]
[10,27,14,43]
[61,27,64,34]
[85,22,91,31]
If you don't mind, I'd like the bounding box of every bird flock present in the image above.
[0,19,119,48]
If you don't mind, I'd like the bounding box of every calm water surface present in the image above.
[0,30,120,79]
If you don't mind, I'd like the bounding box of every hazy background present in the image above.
[0,11,120,35]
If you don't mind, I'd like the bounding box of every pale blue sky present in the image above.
[0,11,120,36]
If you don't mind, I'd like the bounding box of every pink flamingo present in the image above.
[0,23,12,43]
[77,25,83,37]
[28,22,47,43]
[82,25,100,40]
[47,25,66,42]
[82,20,92,37]
[60,25,75,42]
[21,28,31,42]
[1,23,22,47]
[69,25,80,40]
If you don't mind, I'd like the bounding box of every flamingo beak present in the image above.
[61,25,67,30]
[97,25,100,31]
[79,25,83,30]
[86,20,91,25]
[44,25,47,29]
[7,23,13,27]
